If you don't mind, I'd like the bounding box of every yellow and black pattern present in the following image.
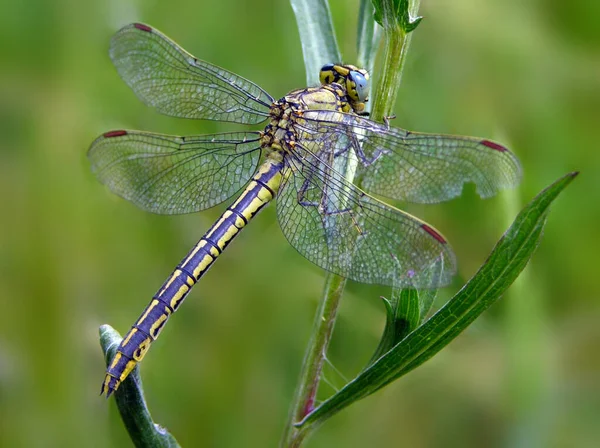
[101,155,283,395]
[91,23,521,397]
[319,63,369,112]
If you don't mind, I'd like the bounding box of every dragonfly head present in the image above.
[319,64,370,113]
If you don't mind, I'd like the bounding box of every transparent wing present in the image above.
[276,140,456,288]
[109,23,273,124]
[297,110,522,203]
[88,130,262,215]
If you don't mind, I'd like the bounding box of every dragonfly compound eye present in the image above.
[347,70,370,103]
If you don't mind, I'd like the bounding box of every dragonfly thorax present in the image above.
[260,84,349,155]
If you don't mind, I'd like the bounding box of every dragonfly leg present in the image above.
[297,172,365,235]
[354,137,389,167]
[296,162,322,207]
[383,114,397,130]
[332,135,354,158]
[329,128,387,167]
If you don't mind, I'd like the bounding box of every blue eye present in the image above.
[348,71,369,102]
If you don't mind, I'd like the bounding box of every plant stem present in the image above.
[283,1,347,446]
[371,0,421,122]
[280,273,347,447]
[282,2,421,446]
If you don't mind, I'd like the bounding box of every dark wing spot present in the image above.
[103,130,128,138]
[421,224,447,244]
[134,23,153,32]
[481,139,507,152]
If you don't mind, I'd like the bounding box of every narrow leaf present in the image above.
[370,257,441,363]
[369,290,419,363]
[100,325,180,448]
[394,289,421,336]
[290,0,341,86]
[299,172,578,427]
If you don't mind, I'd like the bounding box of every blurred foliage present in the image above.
[0,0,598,447]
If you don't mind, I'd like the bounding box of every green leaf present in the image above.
[298,172,578,427]
[395,289,421,336]
[371,0,422,33]
[289,0,342,86]
[100,325,180,448]
[368,291,419,364]
[369,259,441,363]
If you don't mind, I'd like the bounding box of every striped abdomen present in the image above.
[101,156,284,396]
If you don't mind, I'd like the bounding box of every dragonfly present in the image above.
[90,23,521,397]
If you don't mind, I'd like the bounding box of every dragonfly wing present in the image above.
[298,110,522,203]
[276,142,456,288]
[110,23,273,124]
[88,130,262,215]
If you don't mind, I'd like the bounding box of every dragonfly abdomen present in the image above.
[101,156,284,396]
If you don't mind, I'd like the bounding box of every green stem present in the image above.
[282,2,421,446]
[283,1,346,446]
[280,273,347,447]
[371,0,421,122]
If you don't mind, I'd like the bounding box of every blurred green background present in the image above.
[1,0,598,446]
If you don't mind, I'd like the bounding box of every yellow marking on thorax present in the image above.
[286,86,340,111]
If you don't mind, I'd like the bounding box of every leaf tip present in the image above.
[405,15,423,33]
